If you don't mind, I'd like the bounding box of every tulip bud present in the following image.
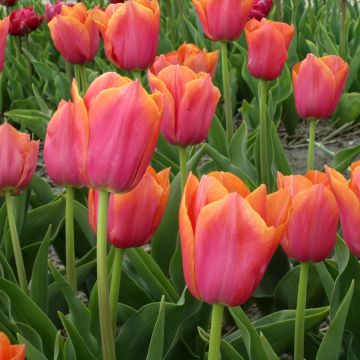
[148,65,220,146]
[248,0,273,20]
[192,0,254,41]
[245,18,294,80]
[277,171,339,262]
[88,167,170,248]
[0,332,25,360]
[0,123,39,195]
[9,7,43,36]
[179,172,290,306]
[0,0,17,7]
[0,17,9,72]
[48,3,99,64]
[292,54,349,119]
[92,0,160,71]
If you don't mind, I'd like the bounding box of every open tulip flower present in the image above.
[192,0,254,41]
[326,162,360,257]
[148,65,220,146]
[245,18,294,80]
[180,171,290,306]
[150,43,219,78]
[277,171,339,262]
[0,17,9,72]
[292,54,349,119]
[48,3,99,64]
[9,7,43,36]
[0,332,25,360]
[88,167,170,248]
[93,0,160,71]
[248,0,273,20]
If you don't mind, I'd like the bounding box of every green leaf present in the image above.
[30,175,54,206]
[208,115,228,156]
[17,334,47,360]
[327,143,360,172]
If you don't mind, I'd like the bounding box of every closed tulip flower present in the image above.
[192,0,253,41]
[93,0,160,71]
[0,123,39,195]
[326,163,360,257]
[48,3,99,64]
[292,54,349,119]
[88,167,170,248]
[179,171,290,306]
[0,17,9,72]
[245,18,294,80]
[0,332,25,360]
[150,43,219,78]
[148,65,220,146]
[277,171,339,262]
[0,0,17,7]
[9,7,43,36]
[248,0,273,20]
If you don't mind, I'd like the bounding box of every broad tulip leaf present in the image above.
[17,334,47,360]
[30,175,54,206]
[327,143,360,172]
[208,115,228,156]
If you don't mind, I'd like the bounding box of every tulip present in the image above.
[245,18,294,81]
[248,0,273,20]
[150,43,219,78]
[92,0,160,71]
[277,171,339,262]
[88,167,170,248]
[326,163,360,257]
[0,332,25,360]
[48,3,99,64]
[292,54,349,119]
[45,1,75,23]
[192,0,253,41]
[148,65,220,146]
[0,17,9,72]
[0,0,17,7]
[180,171,290,306]
[9,7,43,36]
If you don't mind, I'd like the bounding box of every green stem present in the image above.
[97,190,116,360]
[178,146,188,192]
[275,0,283,21]
[220,42,233,142]
[133,71,142,83]
[65,186,76,292]
[339,0,347,59]
[74,64,82,94]
[259,79,270,186]
[177,0,185,41]
[307,119,317,171]
[208,304,224,360]
[65,61,72,85]
[294,262,309,360]
[110,247,124,334]
[25,34,32,86]
[5,191,28,294]
[0,72,3,116]
[79,65,88,93]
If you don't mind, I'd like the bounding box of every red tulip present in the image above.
[192,0,254,41]
[92,0,160,71]
[48,3,99,64]
[245,18,294,80]
[179,171,290,306]
[277,171,339,262]
[292,54,349,119]
[150,43,219,78]
[0,123,39,195]
[148,65,220,146]
[0,0,17,7]
[9,7,43,36]
[248,0,273,20]
[326,163,360,257]
[45,1,75,23]
[88,167,170,248]
[0,332,25,360]
[44,80,88,187]
[0,17,9,72]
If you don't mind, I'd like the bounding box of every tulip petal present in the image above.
[277,172,313,199]
[0,17,9,71]
[11,344,26,360]
[305,170,329,186]
[0,332,11,359]
[192,0,211,39]
[246,184,267,220]
[210,171,249,196]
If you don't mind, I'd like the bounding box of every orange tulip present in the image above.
[277,171,339,262]
[88,167,170,248]
[192,0,253,41]
[0,332,25,360]
[0,17,9,72]
[148,65,220,146]
[93,0,160,71]
[150,43,219,78]
[179,171,290,306]
[48,3,99,64]
[245,18,294,80]
[0,123,39,195]
[292,54,348,119]
[326,162,360,257]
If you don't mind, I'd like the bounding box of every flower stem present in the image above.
[220,41,233,142]
[133,71,142,83]
[275,0,283,21]
[177,0,185,41]
[65,186,76,292]
[65,61,72,85]
[110,247,124,334]
[339,0,347,58]
[97,190,116,360]
[259,79,270,186]
[178,146,187,192]
[74,64,82,94]
[294,262,309,360]
[307,119,317,171]
[79,65,88,93]
[5,191,28,294]
[208,304,224,360]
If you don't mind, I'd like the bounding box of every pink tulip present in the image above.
[0,17,9,72]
